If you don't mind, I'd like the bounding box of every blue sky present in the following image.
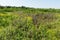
[0,0,60,8]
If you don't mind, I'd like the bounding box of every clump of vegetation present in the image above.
[0,6,60,40]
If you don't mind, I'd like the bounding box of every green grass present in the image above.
[0,6,60,40]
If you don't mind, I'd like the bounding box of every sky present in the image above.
[0,0,60,8]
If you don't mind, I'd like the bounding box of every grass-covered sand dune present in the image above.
[0,6,60,40]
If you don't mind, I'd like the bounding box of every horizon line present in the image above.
[0,5,60,9]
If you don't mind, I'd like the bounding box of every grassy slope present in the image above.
[0,7,60,40]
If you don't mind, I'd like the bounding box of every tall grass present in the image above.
[0,6,60,40]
